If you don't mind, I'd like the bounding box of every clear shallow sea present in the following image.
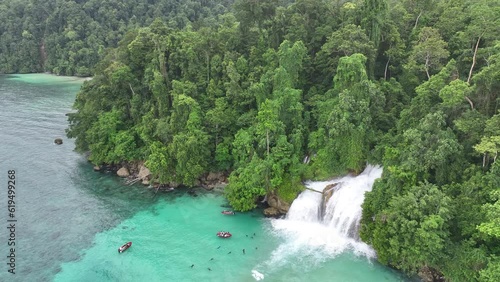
[0,74,409,282]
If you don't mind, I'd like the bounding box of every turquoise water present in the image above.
[54,194,273,282]
[0,74,409,282]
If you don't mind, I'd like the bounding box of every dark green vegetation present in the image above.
[6,0,500,280]
[0,0,234,75]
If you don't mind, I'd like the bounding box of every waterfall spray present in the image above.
[267,165,382,263]
[251,165,401,281]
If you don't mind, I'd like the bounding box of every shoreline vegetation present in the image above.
[4,0,500,281]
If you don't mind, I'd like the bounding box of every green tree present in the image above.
[439,79,473,109]
[311,53,383,175]
[205,97,237,170]
[398,59,458,131]
[480,258,500,282]
[371,182,451,274]
[361,0,388,77]
[471,49,500,116]
[478,190,500,239]
[225,154,267,211]
[406,27,449,80]
[474,112,500,167]
[315,24,376,85]
[86,109,127,165]
[168,94,210,185]
[361,0,387,49]
[398,111,462,184]
[145,141,171,183]
[464,0,500,83]
[380,22,406,80]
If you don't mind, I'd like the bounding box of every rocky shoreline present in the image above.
[262,193,291,218]
[94,161,228,189]
[92,161,292,218]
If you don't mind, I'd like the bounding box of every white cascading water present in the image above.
[321,165,383,239]
[252,165,383,280]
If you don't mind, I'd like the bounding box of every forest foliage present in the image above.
[0,0,235,75]
[4,0,500,280]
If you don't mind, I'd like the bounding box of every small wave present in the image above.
[251,270,265,281]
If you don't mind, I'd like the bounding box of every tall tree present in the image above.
[406,27,449,80]
[465,0,500,83]
[315,24,376,86]
[311,53,383,175]
[361,0,388,77]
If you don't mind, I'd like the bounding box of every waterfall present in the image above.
[251,165,394,280]
[321,165,383,239]
[267,165,382,265]
[286,165,382,238]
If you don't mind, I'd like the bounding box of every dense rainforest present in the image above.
[4,0,500,280]
[0,0,235,75]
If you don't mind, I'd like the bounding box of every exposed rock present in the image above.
[54,138,63,145]
[201,171,227,187]
[117,167,130,177]
[93,165,101,171]
[323,183,337,202]
[418,266,445,282]
[320,183,338,218]
[267,193,290,214]
[142,179,150,185]
[263,207,281,218]
[125,178,141,185]
[137,165,151,181]
[267,195,278,208]
[204,182,227,191]
[207,172,224,182]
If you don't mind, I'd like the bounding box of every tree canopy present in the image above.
[5,0,496,280]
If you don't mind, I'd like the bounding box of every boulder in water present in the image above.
[263,207,281,218]
[266,193,290,215]
[117,167,130,177]
[323,183,337,202]
[320,183,338,218]
[54,138,63,145]
[138,164,151,182]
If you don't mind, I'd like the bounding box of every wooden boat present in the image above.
[221,210,235,215]
[118,242,132,253]
[217,231,232,238]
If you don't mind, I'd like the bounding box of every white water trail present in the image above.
[251,165,383,280]
[251,270,264,281]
